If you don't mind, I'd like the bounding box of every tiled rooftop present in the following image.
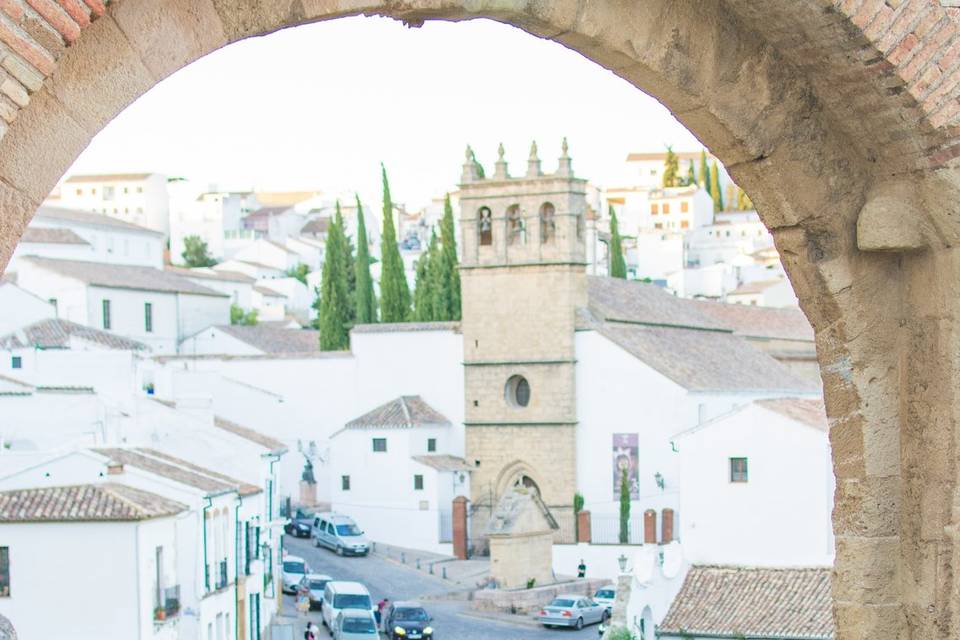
[343,396,451,431]
[0,483,187,522]
[0,318,148,351]
[20,257,227,297]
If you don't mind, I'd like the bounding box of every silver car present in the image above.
[333,608,379,639]
[537,595,608,630]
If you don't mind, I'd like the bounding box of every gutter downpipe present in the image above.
[135,521,143,639]
[265,452,283,617]
[202,496,213,593]
[235,493,243,640]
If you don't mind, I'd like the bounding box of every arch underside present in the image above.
[0,2,959,638]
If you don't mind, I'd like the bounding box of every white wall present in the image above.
[13,265,89,324]
[677,403,835,567]
[87,286,178,352]
[179,327,264,356]
[0,284,54,334]
[0,521,143,640]
[30,211,164,268]
[176,292,231,347]
[59,174,170,236]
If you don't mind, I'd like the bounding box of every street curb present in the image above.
[456,609,542,629]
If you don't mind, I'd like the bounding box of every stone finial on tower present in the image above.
[494,142,510,179]
[527,140,542,177]
[462,144,481,183]
[557,137,573,176]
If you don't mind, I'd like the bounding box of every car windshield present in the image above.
[310,580,328,590]
[394,608,429,622]
[549,599,576,608]
[334,594,371,609]
[336,523,362,536]
[595,590,615,599]
[342,617,377,633]
[283,561,305,574]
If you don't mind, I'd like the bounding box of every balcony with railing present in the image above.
[153,585,180,622]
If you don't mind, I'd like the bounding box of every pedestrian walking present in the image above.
[304,622,315,640]
[577,558,587,578]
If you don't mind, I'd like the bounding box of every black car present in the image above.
[385,601,434,639]
[284,509,314,538]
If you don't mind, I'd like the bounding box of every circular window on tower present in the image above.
[505,375,531,408]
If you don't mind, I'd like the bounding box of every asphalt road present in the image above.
[283,535,599,639]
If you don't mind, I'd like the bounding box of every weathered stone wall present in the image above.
[0,2,958,638]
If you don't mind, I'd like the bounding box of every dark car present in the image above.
[284,508,314,538]
[384,601,434,639]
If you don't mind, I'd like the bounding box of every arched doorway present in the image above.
[0,3,958,638]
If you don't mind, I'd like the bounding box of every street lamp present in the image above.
[617,554,628,573]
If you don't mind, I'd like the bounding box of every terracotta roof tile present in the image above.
[64,173,154,183]
[344,396,451,431]
[20,227,89,245]
[213,416,287,452]
[20,257,228,297]
[411,454,473,472]
[136,448,261,496]
[756,397,828,432]
[659,565,833,639]
[690,299,814,342]
[0,483,187,522]
[92,448,236,495]
[34,205,162,234]
[214,325,319,354]
[351,321,460,334]
[0,318,148,351]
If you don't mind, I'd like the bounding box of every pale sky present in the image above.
[66,16,703,209]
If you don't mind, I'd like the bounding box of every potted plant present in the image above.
[154,606,166,621]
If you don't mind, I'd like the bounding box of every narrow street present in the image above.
[282,536,598,639]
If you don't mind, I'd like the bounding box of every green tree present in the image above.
[284,263,310,285]
[437,193,462,321]
[710,160,724,213]
[413,233,437,322]
[378,164,412,322]
[181,235,217,267]
[316,203,351,350]
[573,492,585,541]
[686,159,696,186]
[699,149,710,192]
[335,202,357,324]
[230,304,258,326]
[662,145,680,188]
[619,467,631,544]
[737,186,754,211]
[354,194,377,324]
[609,206,627,279]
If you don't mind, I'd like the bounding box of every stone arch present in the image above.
[477,206,493,246]
[494,458,542,498]
[0,2,957,638]
[539,202,556,244]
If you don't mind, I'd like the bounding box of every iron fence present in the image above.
[438,509,453,543]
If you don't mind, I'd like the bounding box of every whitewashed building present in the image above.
[726,277,799,307]
[13,257,230,353]
[0,283,54,335]
[9,206,164,269]
[55,173,171,236]
[0,483,189,640]
[328,396,471,553]
[179,325,318,357]
[165,266,256,309]
[169,185,259,262]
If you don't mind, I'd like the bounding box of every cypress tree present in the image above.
[317,204,350,350]
[378,164,412,322]
[686,160,696,186]
[618,467,631,544]
[438,193,461,321]
[662,146,679,188]
[609,206,627,279]
[710,160,724,213]
[335,201,356,324]
[699,149,710,192]
[354,194,377,324]
[412,236,435,322]
[737,187,754,211]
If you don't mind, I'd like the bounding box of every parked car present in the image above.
[281,555,309,594]
[299,573,333,609]
[313,512,371,556]
[593,584,617,612]
[537,595,608,630]
[285,508,314,538]
[333,608,379,639]
[384,601,434,639]
[321,581,374,630]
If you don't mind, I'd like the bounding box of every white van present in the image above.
[321,581,374,630]
[313,512,370,556]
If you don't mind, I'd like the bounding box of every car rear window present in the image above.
[549,599,576,607]
[283,561,305,573]
[342,617,376,633]
[334,594,371,609]
[595,589,615,599]
[310,580,328,590]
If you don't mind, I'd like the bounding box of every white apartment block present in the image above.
[56,173,171,237]
[14,256,230,354]
[9,206,164,270]
[169,183,260,262]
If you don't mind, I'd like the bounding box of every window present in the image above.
[730,457,748,483]
[681,220,690,229]
[662,203,670,214]
[123,187,129,194]
[137,186,144,193]
[372,438,387,452]
[145,302,153,333]
[103,186,115,201]
[341,475,351,491]
[506,204,525,245]
[681,201,689,213]
[505,375,531,408]
[154,546,164,610]
[539,203,556,244]
[478,207,493,246]
[75,188,82,196]
[650,203,659,215]
[11,356,21,369]
[48,298,57,314]
[427,438,437,453]
[654,222,663,229]
[414,475,424,491]
[102,299,111,329]
[0,546,8,596]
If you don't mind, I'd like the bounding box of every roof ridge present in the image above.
[400,396,412,426]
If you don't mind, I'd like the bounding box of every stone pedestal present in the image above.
[485,487,558,589]
[298,480,316,508]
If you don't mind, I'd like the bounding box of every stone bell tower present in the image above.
[459,140,588,542]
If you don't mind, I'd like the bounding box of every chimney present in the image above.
[107,461,124,475]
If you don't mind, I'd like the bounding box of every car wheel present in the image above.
[336,545,344,556]
[314,536,320,547]
[575,617,584,630]
[602,610,611,623]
